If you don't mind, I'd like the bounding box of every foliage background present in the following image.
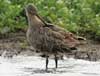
[0,0,100,40]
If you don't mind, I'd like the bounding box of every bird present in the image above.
[25,4,84,71]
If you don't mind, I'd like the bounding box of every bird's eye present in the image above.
[70,33,73,36]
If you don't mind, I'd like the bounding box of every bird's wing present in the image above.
[45,27,78,48]
[45,23,86,40]
[43,27,77,53]
[44,25,80,49]
[45,23,86,43]
[44,27,65,40]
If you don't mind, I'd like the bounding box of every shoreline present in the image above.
[0,32,100,61]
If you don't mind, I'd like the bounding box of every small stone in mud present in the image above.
[74,51,89,60]
[1,49,18,58]
[87,50,98,61]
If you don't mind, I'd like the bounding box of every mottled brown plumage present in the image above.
[25,4,82,71]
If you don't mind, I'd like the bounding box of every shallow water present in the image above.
[0,56,100,76]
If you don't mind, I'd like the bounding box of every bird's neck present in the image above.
[28,14,44,29]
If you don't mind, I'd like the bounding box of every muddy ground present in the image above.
[0,32,100,61]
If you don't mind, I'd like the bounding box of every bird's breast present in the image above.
[26,27,46,48]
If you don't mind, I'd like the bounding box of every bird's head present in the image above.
[25,4,47,27]
[25,4,38,17]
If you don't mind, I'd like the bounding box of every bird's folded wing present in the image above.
[46,23,86,41]
[45,27,65,40]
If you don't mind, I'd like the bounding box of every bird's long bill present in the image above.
[25,4,48,27]
[35,14,47,26]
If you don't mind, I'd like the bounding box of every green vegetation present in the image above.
[0,0,100,40]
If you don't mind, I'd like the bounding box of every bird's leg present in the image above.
[54,55,58,68]
[46,56,49,71]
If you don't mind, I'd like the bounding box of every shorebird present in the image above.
[25,4,84,71]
